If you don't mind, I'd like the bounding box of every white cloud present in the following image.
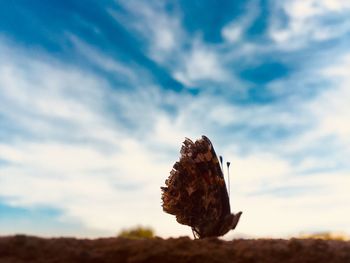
[221,0,260,43]
[173,43,228,86]
[237,170,350,237]
[287,1,350,19]
[222,24,243,43]
[109,1,182,61]
[0,38,169,234]
[311,54,350,144]
[269,0,350,49]
[68,34,138,81]
[110,1,235,89]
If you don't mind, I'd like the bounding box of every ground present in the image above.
[1,235,349,262]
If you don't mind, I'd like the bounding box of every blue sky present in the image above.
[0,0,349,238]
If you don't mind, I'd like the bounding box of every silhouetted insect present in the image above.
[161,135,242,238]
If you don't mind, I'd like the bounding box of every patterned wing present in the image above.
[161,135,241,238]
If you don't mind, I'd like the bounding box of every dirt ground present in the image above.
[1,235,349,263]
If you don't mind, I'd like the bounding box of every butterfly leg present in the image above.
[191,227,200,239]
[192,228,196,239]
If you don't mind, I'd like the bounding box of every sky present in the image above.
[0,0,349,239]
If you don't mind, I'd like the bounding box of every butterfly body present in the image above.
[161,135,242,238]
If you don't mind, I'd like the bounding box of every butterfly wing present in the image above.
[161,135,241,238]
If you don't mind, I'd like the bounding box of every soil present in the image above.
[1,235,349,263]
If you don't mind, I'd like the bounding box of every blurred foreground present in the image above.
[1,235,349,263]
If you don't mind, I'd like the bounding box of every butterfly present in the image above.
[161,135,242,239]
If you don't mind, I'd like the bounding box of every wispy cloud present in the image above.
[307,54,350,165]
[173,42,229,86]
[68,34,138,82]
[110,1,234,89]
[109,1,183,62]
[0,38,170,233]
[221,0,260,43]
[269,0,350,49]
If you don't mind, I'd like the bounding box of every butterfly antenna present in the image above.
[226,162,231,199]
[219,155,223,171]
